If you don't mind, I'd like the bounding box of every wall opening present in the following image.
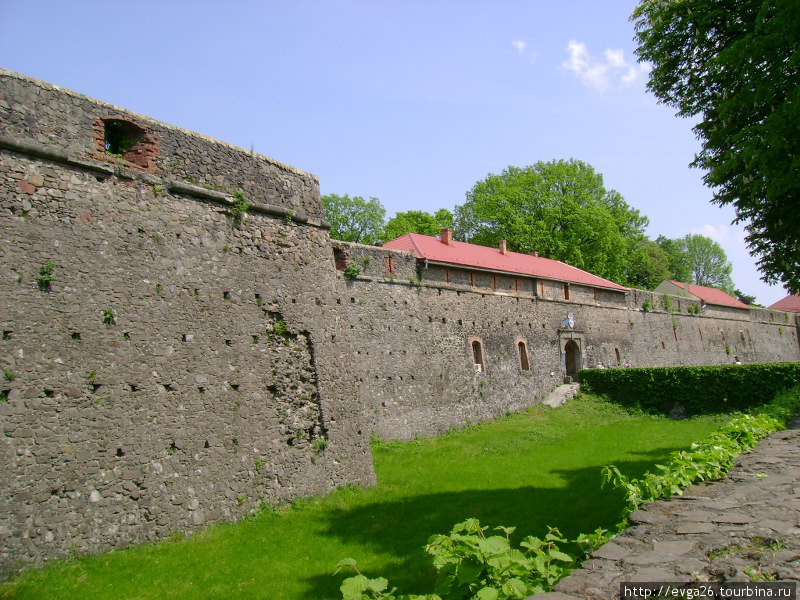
[563,283,571,300]
[614,347,621,366]
[384,256,395,276]
[564,340,581,379]
[96,118,158,170]
[333,247,348,271]
[471,340,485,373]
[518,341,530,371]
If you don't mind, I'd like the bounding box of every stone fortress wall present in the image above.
[0,70,375,576]
[0,69,798,575]
[334,241,799,440]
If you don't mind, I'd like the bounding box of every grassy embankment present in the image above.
[0,395,728,599]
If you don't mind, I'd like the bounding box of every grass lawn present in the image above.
[0,395,727,599]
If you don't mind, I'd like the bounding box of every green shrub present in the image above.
[578,363,800,416]
[230,190,249,220]
[344,262,360,281]
[37,261,57,291]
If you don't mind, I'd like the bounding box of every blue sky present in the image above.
[0,1,788,305]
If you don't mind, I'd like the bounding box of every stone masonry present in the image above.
[0,70,374,576]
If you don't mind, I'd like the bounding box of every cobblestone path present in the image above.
[536,416,800,599]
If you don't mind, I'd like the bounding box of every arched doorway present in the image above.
[565,340,581,379]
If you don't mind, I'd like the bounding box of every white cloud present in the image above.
[562,40,650,92]
[511,39,538,64]
[691,224,747,247]
[511,40,527,55]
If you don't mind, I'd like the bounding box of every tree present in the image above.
[626,238,672,290]
[384,208,454,241]
[632,0,800,292]
[734,289,761,306]
[682,234,735,292]
[656,234,735,292]
[656,235,692,283]
[321,194,385,245]
[454,159,648,283]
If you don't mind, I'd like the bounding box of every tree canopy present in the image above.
[384,209,454,241]
[632,0,800,292]
[321,194,386,245]
[656,233,735,293]
[454,159,649,284]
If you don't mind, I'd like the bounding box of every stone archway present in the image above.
[565,340,581,379]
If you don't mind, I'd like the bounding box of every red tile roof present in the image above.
[768,293,800,313]
[667,280,750,309]
[383,233,628,291]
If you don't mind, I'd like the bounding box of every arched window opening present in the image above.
[518,341,530,371]
[472,340,484,373]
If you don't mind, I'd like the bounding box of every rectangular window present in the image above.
[492,275,498,290]
[384,256,395,276]
[564,283,570,300]
[593,288,598,303]
[472,340,485,373]
[444,268,450,283]
[470,272,476,287]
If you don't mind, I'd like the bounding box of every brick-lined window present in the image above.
[517,340,530,371]
[333,247,349,271]
[385,256,395,276]
[95,117,158,171]
[563,283,570,300]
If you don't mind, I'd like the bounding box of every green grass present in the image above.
[0,395,726,599]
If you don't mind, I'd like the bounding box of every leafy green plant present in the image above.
[155,282,163,294]
[344,262,360,281]
[602,410,784,520]
[37,261,57,291]
[334,560,400,600]
[336,519,582,599]
[87,370,97,383]
[4,369,16,383]
[102,308,116,325]
[230,190,249,221]
[312,438,329,453]
[273,320,289,336]
[641,299,651,312]
[662,295,673,312]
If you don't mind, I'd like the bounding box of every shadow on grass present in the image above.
[300,448,681,599]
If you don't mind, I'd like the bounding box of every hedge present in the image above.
[578,363,800,415]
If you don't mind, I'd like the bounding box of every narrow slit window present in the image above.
[384,256,395,276]
[518,341,530,371]
[564,283,570,300]
[471,340,484,373]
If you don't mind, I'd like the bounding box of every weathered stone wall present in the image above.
[0,71,374,576]
[334,243,800,441]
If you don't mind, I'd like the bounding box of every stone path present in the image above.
[543,383,581,408]
[536,416,800,599]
